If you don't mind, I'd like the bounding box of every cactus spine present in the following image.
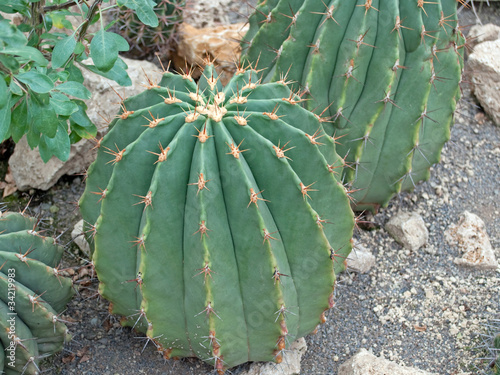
[79,62,354,372]
[241,0,466,211]
[0,211,74,375]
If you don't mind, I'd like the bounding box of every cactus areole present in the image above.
[79,63,354,372]
[241,0,466,212]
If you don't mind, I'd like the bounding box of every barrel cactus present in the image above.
[241,0,466,212]
[0,211,74,375]
[78,62,354,372]
[111,0,185,58]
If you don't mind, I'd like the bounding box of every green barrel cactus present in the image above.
[111,0,185,58]
[241,0,465,211]
[0,211,74,375]
[78,62,354,372]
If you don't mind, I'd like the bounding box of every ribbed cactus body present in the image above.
[241,0,465,211]
[112,0,185,58]
[79,64,354,372]
[0,212,74,375]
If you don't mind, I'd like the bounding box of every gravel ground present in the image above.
[1,2,499,375]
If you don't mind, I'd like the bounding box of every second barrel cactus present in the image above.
[111,0,185,58]
[79,62,354,372]
[241,0,466,211]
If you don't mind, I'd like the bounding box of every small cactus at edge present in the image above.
[111,0,185,58]
[0,211,74,375]
[241,0,466,212]
[78,62,354,373]
[481,319,500,375]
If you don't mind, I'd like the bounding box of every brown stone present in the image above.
[173,22,249,85]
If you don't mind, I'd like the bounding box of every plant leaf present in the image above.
[50,93,79,116]
[56,81,91,99]
[118,0,158,27]
[82,57,132,86]
[0,74,8,109]
[28,94,58,138]
[11,97,28,143]
[39,121,71,162]
[0,93,11,142]
[90,29,120,72]
[52,34,77,69]
[16,71,54,93]
[0,46,48,66]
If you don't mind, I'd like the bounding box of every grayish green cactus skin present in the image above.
[79,63,354,373]
[0,211,73,375]
[241,0,466,211]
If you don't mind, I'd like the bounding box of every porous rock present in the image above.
[173,22,248,85]
[468,39,500,126]
[347,240,376,274]
[240,338,307,375]
[445,211,498,270]
[9,57,159,191]
[385,212,429,251]
[338,348,438,375]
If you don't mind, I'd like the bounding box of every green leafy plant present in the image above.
[0,0,163,162]
[0,210,74,374]
[78,62,354,373]
[241,0,466,211]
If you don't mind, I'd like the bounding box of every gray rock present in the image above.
[468,23,500,50]
[346,240,376,274]
[445,211,498,270]
[338,348,438,375]
[385,212,429,251]
[9,136,97,191]
[8,57,160,191]
[240,338,307,375]
[468,39,500,126]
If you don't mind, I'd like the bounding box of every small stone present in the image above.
[346,240,376,274]
[338,348,438,375]
[49,205,59,214]
[444,211,498,270]
[240,338,307,375]
[90,318,98,326]
[172,22,249,86]
[385,212,429,251]
[468,39,500,126]
[72,220,91,256]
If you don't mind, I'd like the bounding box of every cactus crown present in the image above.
[0,211,74,375]
[79,62,354,372]
[241,0,465,211]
